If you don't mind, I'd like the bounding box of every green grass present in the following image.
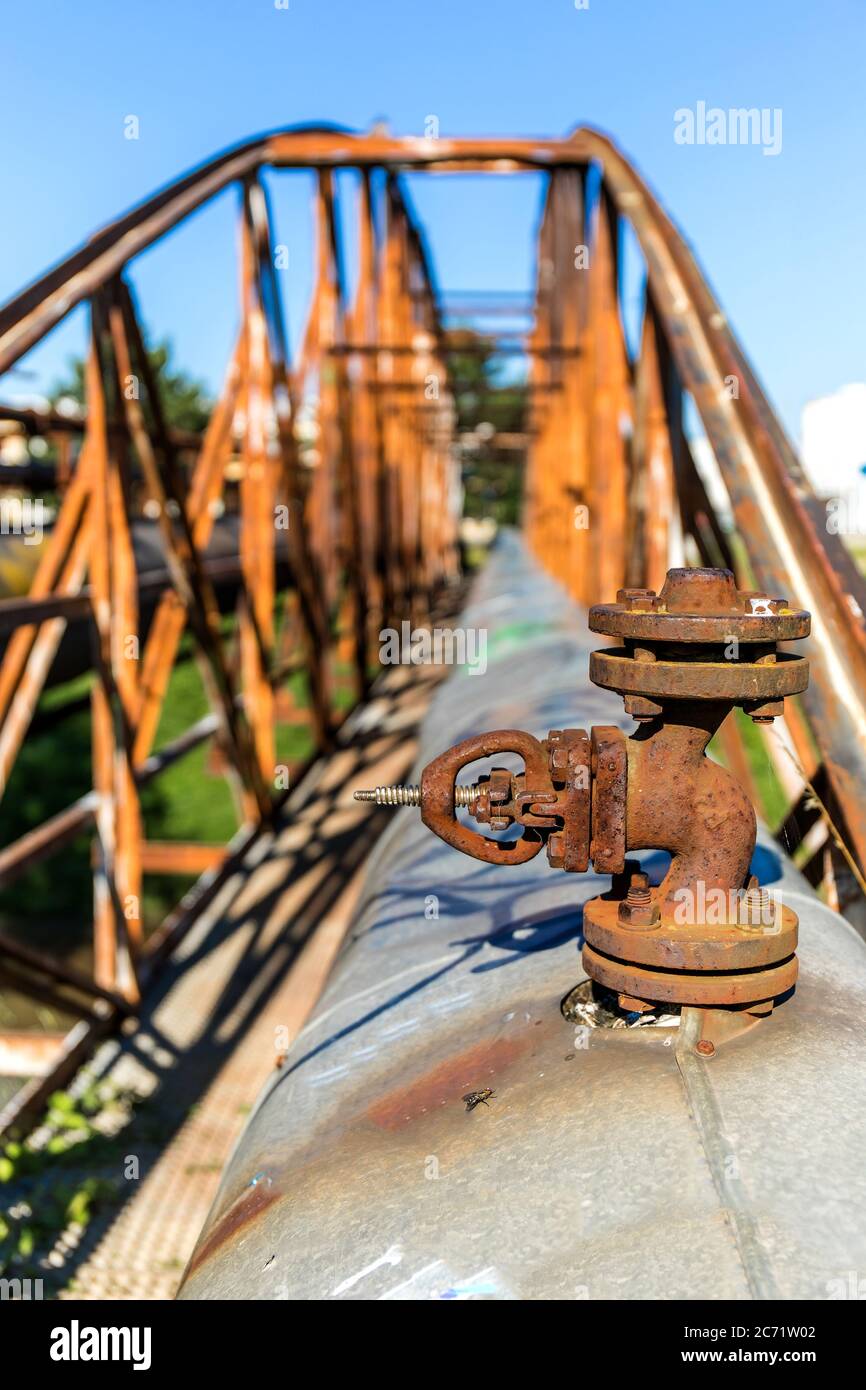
[136,650,236,924]
[0,678,97,953]
[0,1082,139,1291]
[139,654,236,841]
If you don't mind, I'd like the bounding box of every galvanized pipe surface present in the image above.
[180,535,866,1301]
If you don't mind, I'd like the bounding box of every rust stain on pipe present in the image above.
[184,1173,283,1279]
[366,1034,531,1132]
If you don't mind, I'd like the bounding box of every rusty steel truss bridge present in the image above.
[1,123,865,1138]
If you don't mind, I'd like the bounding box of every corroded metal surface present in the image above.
[3,120,864,880]
[589,569,810,706]
[362,564,808,1010]
[420,730,551,865]
[590,603,811,644]
[547,728,591,872]
[589,726,627,875]
[589,649,808,702]
[582,941,798,1008]
[180,539,866,1301]
[583,897,798,971]
[624,707,758,914]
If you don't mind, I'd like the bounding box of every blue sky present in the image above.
[1,0,864,446]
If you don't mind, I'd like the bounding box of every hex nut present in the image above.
[617,898,660,929]
[547,832,565,868]
[615,587,658,611]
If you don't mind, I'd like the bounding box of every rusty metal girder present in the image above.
[1,114,864,1114]
[0,126,459,1086]
[569,129,866,877]
[1,123,860,879]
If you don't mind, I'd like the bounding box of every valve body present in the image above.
[357,568,810,1024]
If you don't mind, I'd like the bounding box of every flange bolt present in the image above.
[738,875,774,931]
[617,870,660,929]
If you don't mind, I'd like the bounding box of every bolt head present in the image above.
[616,587,658,612]
[617,875,659,929]
[696,1039,716,1057]
[623,694,663,723]
[547,832,565,868]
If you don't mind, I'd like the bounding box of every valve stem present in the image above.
[354,783,479,808]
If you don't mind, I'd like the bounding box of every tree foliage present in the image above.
[50,339,212,434]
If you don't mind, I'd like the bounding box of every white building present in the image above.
[802,383,866,492]
[800,384,866,542]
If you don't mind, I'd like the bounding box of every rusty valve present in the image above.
[355,568,810,1024]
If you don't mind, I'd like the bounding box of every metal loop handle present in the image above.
[420,729,552,864]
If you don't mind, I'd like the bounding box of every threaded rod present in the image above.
[353,783,479,808]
